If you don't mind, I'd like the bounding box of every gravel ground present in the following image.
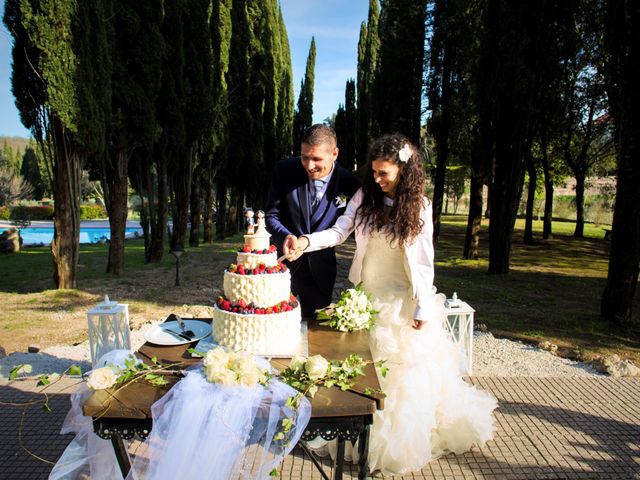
[0,323,603,378]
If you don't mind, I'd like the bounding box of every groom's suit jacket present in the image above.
[265,157,360,309]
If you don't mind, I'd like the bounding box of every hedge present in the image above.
[0,204,107,222]
[10,205,55,221]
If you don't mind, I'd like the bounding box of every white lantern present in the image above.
[87,295,131,366]
[443,292,475,375]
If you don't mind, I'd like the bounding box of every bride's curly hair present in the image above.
[357,133,427,245]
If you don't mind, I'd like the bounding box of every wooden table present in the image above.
[83,321,384,480]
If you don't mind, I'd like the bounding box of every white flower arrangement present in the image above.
[203,347,267,387]
[398,143,412,163]
[281,353,386,398]
[334,193,349,208]
[316,283,378,332]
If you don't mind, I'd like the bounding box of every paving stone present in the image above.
[2,374,640,479]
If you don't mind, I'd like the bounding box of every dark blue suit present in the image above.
[265,157,360,317]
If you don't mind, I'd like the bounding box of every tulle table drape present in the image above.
[49,350,311,480]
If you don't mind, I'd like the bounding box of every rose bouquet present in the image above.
[202,347,267,387]
[316,283,378,332]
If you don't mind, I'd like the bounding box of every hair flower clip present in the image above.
[398,144,412,163]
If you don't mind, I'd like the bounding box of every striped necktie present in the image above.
[311,179,325,210]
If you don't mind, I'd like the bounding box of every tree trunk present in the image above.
[171,146,193,250]
[203,168,214,243]
[484,172,492,219]
[488,115,526,274]
[431,36,453,245]
[601,155,640,324]
[463,149,484,260]
[541,139,553,239]
[601,0,640,325]
[148,155,168,263]
[524,153,537,244]
[215,179,227,240]
[50,119,81,289]
[189,167,201,247]
[228,187,242,236]
[573,172,585,237]
[106,146,129,275]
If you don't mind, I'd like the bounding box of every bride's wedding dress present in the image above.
[360,230,497,475]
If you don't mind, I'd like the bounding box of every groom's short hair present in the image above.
[301,124,337,149]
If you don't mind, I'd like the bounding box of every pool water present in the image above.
[0,227,142,246]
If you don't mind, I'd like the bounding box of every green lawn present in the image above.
[434,215,639,362]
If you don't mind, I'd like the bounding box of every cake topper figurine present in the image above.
[244,208,255,234]
[255,210,267,234]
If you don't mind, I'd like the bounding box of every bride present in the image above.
[285,133,498,475]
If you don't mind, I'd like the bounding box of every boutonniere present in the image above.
[334,194,349,208]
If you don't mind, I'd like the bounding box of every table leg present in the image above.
[334,437,346,480]
[357,423,371,480]
[110,435,131,477]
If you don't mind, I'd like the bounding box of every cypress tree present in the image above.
[276,5,294,161]
[211,0,233,241]
[355,22,367,167]
[180,0,214,249]
[226,0,257,232]
[129,0,183,263]
[356,1,380,167]
[4,0,111,288]
[375,0,427,142]
[341,79,357,171]
[20,143,46,200]
[293,37,316,154]
[105,0,164,274]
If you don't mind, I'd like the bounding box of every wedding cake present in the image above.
[211,210,301,355]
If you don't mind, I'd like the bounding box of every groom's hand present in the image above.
[283,234,299,257]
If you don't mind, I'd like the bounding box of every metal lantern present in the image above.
[87,295,131,366]
[443,292,475,375]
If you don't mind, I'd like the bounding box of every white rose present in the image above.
[238,368,260,387]
[86,367,118,390]
[230,354,256,374]
[208,367,238,386]
[203,362,224,382]
[204,347,229,369]
[305,355,329,380]
[289,355,306,371]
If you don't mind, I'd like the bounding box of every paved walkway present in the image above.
[1,376,638,479]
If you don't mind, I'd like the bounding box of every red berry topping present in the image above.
[242,245,251,253]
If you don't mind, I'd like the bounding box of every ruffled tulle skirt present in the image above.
[364,292,497,475]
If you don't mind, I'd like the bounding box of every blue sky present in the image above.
[0,0,369,138]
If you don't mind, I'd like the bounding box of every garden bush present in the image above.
[80,204,107,220]
[0,206,9,220]
[10,205,55,221]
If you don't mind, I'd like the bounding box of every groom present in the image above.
[265,124,360,319]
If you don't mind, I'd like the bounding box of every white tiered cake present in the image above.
[211,212,302,355]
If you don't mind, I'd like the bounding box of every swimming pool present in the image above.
[0,227,143,246]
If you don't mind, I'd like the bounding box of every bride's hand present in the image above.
[282,235,308,261]
[412,319,425,330]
